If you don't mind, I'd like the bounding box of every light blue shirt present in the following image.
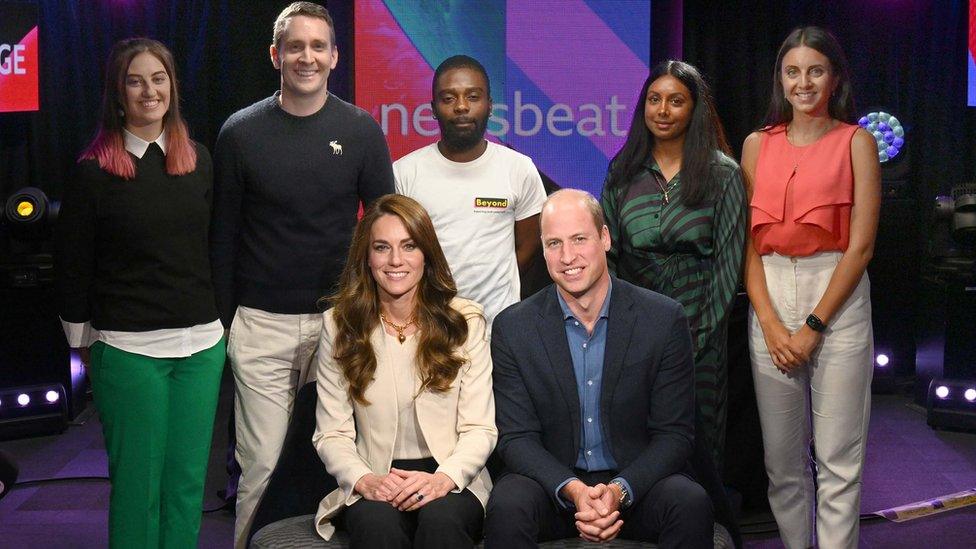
[553,280,633,508]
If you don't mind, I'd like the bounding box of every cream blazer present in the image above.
[312,297,497,540]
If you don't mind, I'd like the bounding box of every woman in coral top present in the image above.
[740,27,880,549]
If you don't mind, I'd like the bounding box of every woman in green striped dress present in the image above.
[600,60,746,468]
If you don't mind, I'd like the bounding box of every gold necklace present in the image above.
[380,313,415,344]
[786,123,833,175]
[652,170,678,204]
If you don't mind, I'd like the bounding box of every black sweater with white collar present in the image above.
[57,142,219,331]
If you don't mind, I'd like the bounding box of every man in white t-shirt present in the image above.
[394,55,547,328]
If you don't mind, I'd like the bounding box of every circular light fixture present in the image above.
[935,385,950,399]
[965,388,976,402]
[45,390,59,403]
[858,111,904,163]
[17,393,30,406]
[17,200,35,217]
[875,354,890,367]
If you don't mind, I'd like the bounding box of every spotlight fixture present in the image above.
[872,347,896,393]
[927,378,976,432]
[0,385,68,439]
[858,111,904,163]
[934,184,976,246]
[2,187,58,241]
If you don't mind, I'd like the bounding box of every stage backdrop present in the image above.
[354,0,651,196]
[970,0,976,106]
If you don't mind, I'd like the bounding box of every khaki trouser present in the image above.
[228,306,322,548]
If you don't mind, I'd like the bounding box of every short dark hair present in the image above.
[763,26,854,126]
[273,2,336,50]
[432,55,490,100]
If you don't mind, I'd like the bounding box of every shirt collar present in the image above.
[123,128,167,158]
[555,278,613,322]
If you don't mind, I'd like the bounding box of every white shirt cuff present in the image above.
[60,318,98,348]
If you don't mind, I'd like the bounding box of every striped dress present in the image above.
[600,152,747,467]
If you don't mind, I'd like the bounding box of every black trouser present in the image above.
[484,470,713,549]
[335,457,484,549]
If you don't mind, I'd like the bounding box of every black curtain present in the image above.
[7,1,973,202]
[683,0,975,197]
[0,0,354,201]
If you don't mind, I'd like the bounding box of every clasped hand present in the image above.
[761,320,823,373]
[563,480,624,542]
[354,469,456,511]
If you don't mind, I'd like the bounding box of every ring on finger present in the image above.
[416,493,424,502]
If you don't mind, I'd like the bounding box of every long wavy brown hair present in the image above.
[328,194,470,405]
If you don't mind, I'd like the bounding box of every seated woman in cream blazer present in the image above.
[313,194,496,548]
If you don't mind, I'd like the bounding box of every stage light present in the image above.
[3,187,58,240]
[0,385,69,439]
[872,347,896,393]
[927,378,976,431]
[16,200,34,217]
[858,111,904,163]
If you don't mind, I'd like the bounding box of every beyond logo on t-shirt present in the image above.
[474,197,509,210]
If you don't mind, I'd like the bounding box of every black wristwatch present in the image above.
[806,313,827,333]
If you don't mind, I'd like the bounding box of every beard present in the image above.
[438,114,489,152]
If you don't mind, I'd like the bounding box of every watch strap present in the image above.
[806,313,827,333]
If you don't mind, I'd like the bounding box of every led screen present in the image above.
[355,0,651,195]
[0,1,39,113]
[970,0,976,106]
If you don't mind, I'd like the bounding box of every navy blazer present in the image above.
[491,277,696,503]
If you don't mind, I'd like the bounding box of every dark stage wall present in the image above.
[1,1,974,379]
[0,0,354,200]
[684,0,976,199]
[1,0,973,202]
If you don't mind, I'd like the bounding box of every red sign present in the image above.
[0,2,39,113]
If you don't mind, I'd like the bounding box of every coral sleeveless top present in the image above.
[751,123,858,256]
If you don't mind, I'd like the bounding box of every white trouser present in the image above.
[228,305,322,549]
[748,252,873,549]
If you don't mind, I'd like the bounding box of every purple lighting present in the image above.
[876,354,890,367]
[965,388,976,402]
[858,111,904,162]
[17,393,30,406]
[45,390,59,403]
[935,385,950,399]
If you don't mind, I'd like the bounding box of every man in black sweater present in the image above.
[210,4,394,546]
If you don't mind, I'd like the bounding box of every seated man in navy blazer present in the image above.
[485,189,712,548]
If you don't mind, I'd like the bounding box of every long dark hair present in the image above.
[328,195,469,406]
[763,26,855,127]
[78,38,196,179]
[606,60,730,207]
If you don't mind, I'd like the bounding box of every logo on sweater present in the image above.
[329,140,343,155]
[474,197,509,210]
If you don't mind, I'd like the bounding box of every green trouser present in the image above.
[89,339,225,549]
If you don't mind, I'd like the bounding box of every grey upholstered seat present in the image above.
[249,513,734,548]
